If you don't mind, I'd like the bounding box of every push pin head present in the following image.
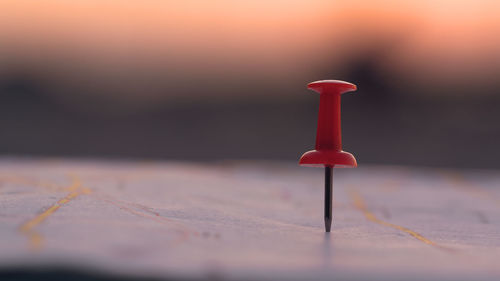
[299,80,357,168]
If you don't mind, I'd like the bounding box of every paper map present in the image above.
[0,158,499,280]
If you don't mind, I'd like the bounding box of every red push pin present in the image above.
[299,80,357,232]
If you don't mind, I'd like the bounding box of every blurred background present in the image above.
[0,0,499,168]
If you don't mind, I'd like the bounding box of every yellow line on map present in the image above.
[0,176,73,192]
[18,176,91,250]
[350,190,440,247]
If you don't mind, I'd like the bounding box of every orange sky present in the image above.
[0,0,499,100]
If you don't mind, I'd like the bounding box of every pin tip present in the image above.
[325,219,332,232]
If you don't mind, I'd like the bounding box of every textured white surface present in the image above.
[0,158,499,280]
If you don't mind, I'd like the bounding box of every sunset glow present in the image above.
[0,0,498,101]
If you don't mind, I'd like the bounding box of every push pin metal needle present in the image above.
[299,80,357,232]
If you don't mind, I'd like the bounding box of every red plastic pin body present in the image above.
[299,80,357,168]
